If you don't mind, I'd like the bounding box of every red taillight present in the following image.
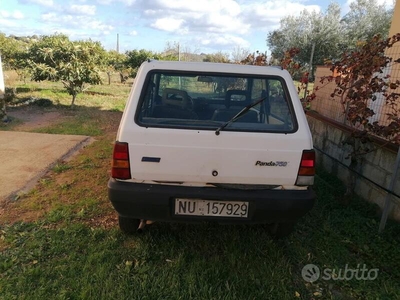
[298,150,315,175]
[111,142,131,180]
[113,143,129,160]
[296,150,315,185]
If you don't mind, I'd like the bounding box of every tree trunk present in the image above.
[119,72,127,84]
[345,158,358,198]
[107,72,111,85]
[0,98,7,122]
[71,93,77,109]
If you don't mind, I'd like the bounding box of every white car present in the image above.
[108,60,315,237]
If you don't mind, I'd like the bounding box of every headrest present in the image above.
[162,88,189,108]
[225,90,249,108]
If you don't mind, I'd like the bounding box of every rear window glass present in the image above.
[136,71,297,133]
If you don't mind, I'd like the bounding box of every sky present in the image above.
[0,0,395,55]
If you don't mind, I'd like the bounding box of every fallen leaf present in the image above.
[125,261,133,267]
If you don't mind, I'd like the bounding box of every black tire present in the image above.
[270,222,295,239]
[118,216,140,234]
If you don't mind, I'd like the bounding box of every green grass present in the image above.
[4,70,130,111]
[1,76,400,299]
[32,109,104,136]
[0,223,295,299]
[0,115,22,130]
[52,162,72,174]
[1,173,400,299]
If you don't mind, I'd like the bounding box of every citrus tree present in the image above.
[105,50,128,84]
[27,34,106,107]
[0,33,23,69]
[124,49,160,78]
[0,33,31,82]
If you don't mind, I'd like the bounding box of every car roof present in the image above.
[141,60,288,77]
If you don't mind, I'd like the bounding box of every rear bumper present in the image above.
[108,179,315,224]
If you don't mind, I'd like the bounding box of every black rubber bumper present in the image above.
[108,179,315,224]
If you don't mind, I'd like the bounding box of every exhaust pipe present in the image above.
[137,220,155,233]
[137,219,146,233]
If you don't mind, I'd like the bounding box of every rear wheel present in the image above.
[118,216,140,234]
[270,222,295,239]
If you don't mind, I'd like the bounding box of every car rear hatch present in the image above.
[127,130,313,186]
[114,63,314,188]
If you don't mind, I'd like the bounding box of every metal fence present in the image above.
[311,67,346,123]
[311,43,400,129]
[309,43,400,231]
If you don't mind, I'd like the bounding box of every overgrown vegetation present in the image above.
[322,33,400,146]
[317,33,400,196]
[267,0,394,70]
[0,80,400,299]
[26,34,105,107]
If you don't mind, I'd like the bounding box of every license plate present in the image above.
[175,199,249,218]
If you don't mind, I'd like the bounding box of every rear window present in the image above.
[136,71,297,133]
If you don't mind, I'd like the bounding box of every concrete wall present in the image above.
[307,113,400,221]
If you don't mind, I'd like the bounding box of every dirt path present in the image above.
[0,106,90,203]
[6,106,68,131]
[0,131,90,202]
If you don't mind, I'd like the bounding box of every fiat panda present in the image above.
[108,60,315,237]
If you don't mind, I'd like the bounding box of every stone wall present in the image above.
[307,113,400,221]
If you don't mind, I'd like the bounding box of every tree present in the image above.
[231,46,250,63]
[27,34,105,107]
[0,33,30,80]
[203,51,230,63]
[342,0,393,47]
[267,1,393,77]
[179,43,201,62]
[161,41,180,61]
[124,49,160,78]
[0,33,21,69]
[161,41,202,62]
[105,50,127,84]
[240,51,268,66]
[267,3,343,69]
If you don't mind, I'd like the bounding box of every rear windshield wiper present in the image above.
[215,96,267,135]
